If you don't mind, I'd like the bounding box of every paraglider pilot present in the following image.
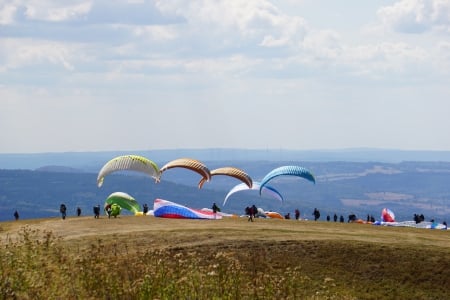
[105,204,112,219]
[212,203,220,219]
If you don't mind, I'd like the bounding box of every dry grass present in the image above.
[1,216,449,299]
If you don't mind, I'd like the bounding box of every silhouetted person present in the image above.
[326,215,330,222]
[212,203,220,219]
[339,215,344,223]
[143,203,149,214]
[76,207,81,217]
[285,213,290,219]
[60,204,67,220]
[313,208,320,221]
[14,210,19,221]
[245,206,252,222]
[93,205,100,219]
[333,213,338,222]
[251,205,257,220]
[295,209,300,220]
[348,213,357,223]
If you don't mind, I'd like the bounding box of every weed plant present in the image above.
[1,227,448,299]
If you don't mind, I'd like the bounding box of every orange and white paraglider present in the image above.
[159,158,211,186]
[198,166,252,189]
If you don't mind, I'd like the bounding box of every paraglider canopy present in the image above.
[223,181,283,206]
[259,165,316,195]
[381,208,395,222]
[97,155,160,187]
[105,192,141,215]
[159,158,211,185]
[198,166,253,189]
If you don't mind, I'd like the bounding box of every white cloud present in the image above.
[0,2,17,25]
[0,38,76,71]
[377,0,450,33]
[155,0,308,52]
[19,0,92,22]
[1,0,450,152]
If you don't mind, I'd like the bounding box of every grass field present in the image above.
[1,216,449,299]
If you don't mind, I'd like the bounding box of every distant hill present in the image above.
[1,148,450,170]
[1,159,449,223]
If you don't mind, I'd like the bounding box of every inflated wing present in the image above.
[97,155,160,187]
[259,166,315,195]
[159,158,211,184]
[198,167,253,189]
[105,192,141,214]
[381,208,395,222]
[223,181,283,206]
[153,198,222,219]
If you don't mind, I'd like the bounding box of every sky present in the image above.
[1,0,450,153]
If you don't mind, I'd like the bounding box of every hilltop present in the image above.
[1,216,448,299]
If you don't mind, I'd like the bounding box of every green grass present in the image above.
[0,218,449,299]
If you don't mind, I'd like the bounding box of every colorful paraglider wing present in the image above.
[198,166,253,189]
[105,192,141,214]
[159,158,211,184]
[381,208,395,222]
[223,181,283,206]
[153,199,222,219]
[97,155,160,187]
[259,166,315,195]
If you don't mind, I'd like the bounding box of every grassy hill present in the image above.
[0,216,448,299]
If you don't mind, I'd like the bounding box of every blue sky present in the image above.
[1,0,449,153]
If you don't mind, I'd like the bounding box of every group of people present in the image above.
[58,204,83,220]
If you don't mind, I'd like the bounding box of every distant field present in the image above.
[1,216,449,299]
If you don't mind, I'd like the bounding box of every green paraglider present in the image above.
[105,192,141,216]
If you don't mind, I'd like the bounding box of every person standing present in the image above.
[93,205,100,219]
[295,209,300,220]
[76,207,81,217]
[212,202,220,219]
[313,208,320,221]
[60,204,67,220]
[14,210,19,221]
